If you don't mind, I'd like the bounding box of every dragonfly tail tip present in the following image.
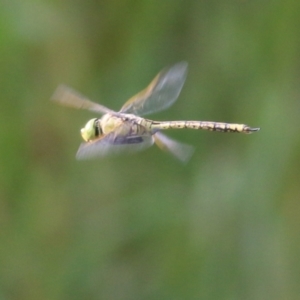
[246,127,260,133]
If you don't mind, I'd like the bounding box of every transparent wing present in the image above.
[76,131,154,160]
[120,61,188,116]
[153,132,194,163]
[51,85,115,115]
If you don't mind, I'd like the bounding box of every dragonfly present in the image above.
[51,62,259,162]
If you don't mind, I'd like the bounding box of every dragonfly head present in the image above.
[81,118,101,142]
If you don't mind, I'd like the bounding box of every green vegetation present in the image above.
[1,1,300,299]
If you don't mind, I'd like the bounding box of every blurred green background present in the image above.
[1,1,300,299]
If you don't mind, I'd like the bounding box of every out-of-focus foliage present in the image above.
[1,1,300,299]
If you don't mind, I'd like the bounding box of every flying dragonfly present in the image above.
[51,62,259,162]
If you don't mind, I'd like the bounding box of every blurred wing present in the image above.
[76,132,154,160]
[120,61,188,116]
[51,85,115,115]
[153,132,194,163]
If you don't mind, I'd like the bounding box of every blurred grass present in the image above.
[1,0,300,299]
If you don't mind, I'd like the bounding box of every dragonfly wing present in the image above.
[76,131,154,160]
[51,85,115,115]
[120,62,188,116]
[153,132,194,163]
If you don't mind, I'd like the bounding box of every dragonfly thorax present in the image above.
[81,118,102,142]
[100,114,123,135]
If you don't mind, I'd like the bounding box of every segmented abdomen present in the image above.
[150,120,259,134]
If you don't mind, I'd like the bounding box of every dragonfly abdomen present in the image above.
[151,121,259,134]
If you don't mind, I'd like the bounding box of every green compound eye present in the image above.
[80,118,97,142]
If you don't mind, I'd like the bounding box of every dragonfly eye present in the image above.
[81,118,98,142]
